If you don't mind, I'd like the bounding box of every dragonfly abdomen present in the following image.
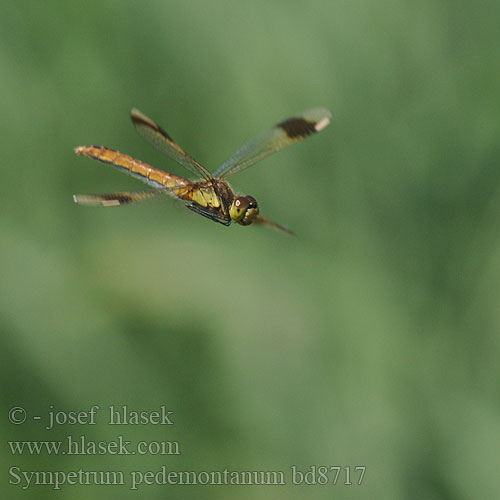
[74,145,189,191]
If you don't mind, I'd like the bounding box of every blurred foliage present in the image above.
[1,0,500,498]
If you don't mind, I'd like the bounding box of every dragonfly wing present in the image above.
[73,190,167,207]
[254,215,296,236]
[130,108,212,181]
[213,108,332,179]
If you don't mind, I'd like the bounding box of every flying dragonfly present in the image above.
[73,107,332,235]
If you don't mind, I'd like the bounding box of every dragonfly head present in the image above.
[230,195,259,226]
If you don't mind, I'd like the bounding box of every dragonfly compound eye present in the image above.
[230,196,259,225]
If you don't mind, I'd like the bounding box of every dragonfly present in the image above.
[73,107,332,235]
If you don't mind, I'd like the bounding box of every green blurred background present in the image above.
[1,0,500,498]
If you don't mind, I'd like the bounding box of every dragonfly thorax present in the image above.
[229,195,259,226]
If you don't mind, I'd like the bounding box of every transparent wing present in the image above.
[255,215,296,236]
[73,190,167,207]
[213,108,332,179]
[130,108,212,181]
